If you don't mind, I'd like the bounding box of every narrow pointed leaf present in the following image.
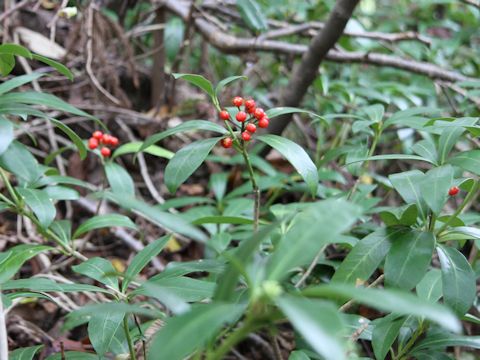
[73,214,137,238]
[16,188,56,228]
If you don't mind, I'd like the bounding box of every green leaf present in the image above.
[172,73,215,98]
[73,214,137,238]
[215,76,247,97]
[448,150,480,175]
[0,116,13,156]
[438,126,465,165]
[236,0,268,32]
[49,119,87,160]
[277,296,346,360]
[139,120,227,153]
[265,107,321,121]
[419,166,453,215]
[372,314,406,360]
[16,188,56,228]
[149,303,244,360]
[122,235,171,291]
[165,137,221,193]
[132,279,190,314]
[0,141,41,183]
[31,54,74,80]
[0,43,32,58]
[412,139,438,165]
[332,228,402,284]
[165,17,185,62]
[113,141,173,159]
[0,53,15,76]
[34,175,96,191]
[135,277,215,302]
[3,277,111,294]
[105,162,135,196]
[412,331,480,353]
[210,172,228,201]
[72,257,119,291]
[389,170,428,221]
[257,134,318,196]
[303,284,461,333]
[88,309,124,356]
[267,199,361,281]
[0,244,51,284]
[378,204,418,227]
[45,352,98,360]
[416,269,443,302]
[0,72,44,95]
[103,192,207,242]
[288,351,311,360]
[44,185,79,201]
[9,345,43,360]
[384,230,435,290]
[437,246,476,315]
[192,215,253,225]
[346,154,435,165]
[361,104,384,123]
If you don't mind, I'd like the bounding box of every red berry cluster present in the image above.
[219,96,270,149]
[88,131,119,158]
[448,186,460,196]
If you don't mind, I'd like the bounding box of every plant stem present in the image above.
[124,314,137,360]
[0,288,8,360]
[241,148,260,232]
[0,168,19,205]
[395,321,424,360]
[207,319,258,360]
[437,179,480,235]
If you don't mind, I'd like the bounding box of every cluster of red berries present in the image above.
[219,96,270,149]
[448,186,460,196]
[88,131,119,158]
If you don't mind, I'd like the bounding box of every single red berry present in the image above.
[232,96,243,107]
[241,132,251,141]
[221,137,233,148]
[101,134,112,145]
[258,118,270,128]
[236,111,247,122]
[246,106,256,114]
[246,123,257,133]
[88,137,99,150]
[448,186,460,196]
[109,136,119,147]
[100,147,111,157]
[245,99,255,109]
[254,108,265,120]
[92,131,103,140]
[219,110,230,120]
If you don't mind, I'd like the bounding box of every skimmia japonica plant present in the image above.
[0,47,479,360]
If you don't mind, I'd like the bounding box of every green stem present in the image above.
[207,319,258,360]
[395,321,424,360]
[0,168,19,204]
[124,314,137,360]
[437,180,480,235]
[241,147,260,232]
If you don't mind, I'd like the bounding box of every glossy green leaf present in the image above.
[165,137,221,193]
[416,269,443,302]
[3,277,111,294]
[332,228,403,284]
[0,141,41,183]
[448,150,480,175]
[438,126,465,165]
[267,199,361,281]
[236,0,268,31]
[0,116,13,156]
[72,257,119,291]
[265,107,321,121]
[192,215,253,225]
[419,165,453,215]
[155,259,225,279]
[122,235,170,291]
[165,17,184,62]
[346,154,433,165]
[361,104,384,123]
[88,309,124,356]
[277,296,346,360]
[303,284,461,333]
[113,141,173,159]
[34,175,96,191]
[44,185,79,201]
[389,170,428,220]
[73,214,137,238]
[148,303,244,360]
[0,244,51,284]
[257,134,318,196]
[45,352,98,360]
[412,331,480,353]
[288,351,311,360]
[32,54,73,80]
[372,314,406,360]
[139,120,227,153]
[49,119,87,160]
[16,188,56,228]
[172,73,215,98]
[135,276,215,302]
[9,345,43,360]
[103,192,207,242]
[385,230,435,290]
[105,162,135,196]
[0,72,44,95]
[215,75,247,97]
[437,246,476,315]
[378,204,418,227]
[0,53,15,76]
[412,139,438,165]
[0,43,32,58]
[133,279,190,315]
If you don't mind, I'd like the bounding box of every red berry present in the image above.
[254,108,265,120]
[448,186,460,196]
[101,134,111,145]
[258,118,269,128]
[100,147,111,157]
[221,137,233,148]
[246,123,257,133]
[88,137,98,150]
[236,111,247,122]
[110,136,119,147]
[232,96,243,107]
[246,106,256,114]
[92,131,103,140]
[241,132,251,141]
[219,110,230,120]
[245,99,255,109]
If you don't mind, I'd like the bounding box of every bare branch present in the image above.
[461,0,480,9]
